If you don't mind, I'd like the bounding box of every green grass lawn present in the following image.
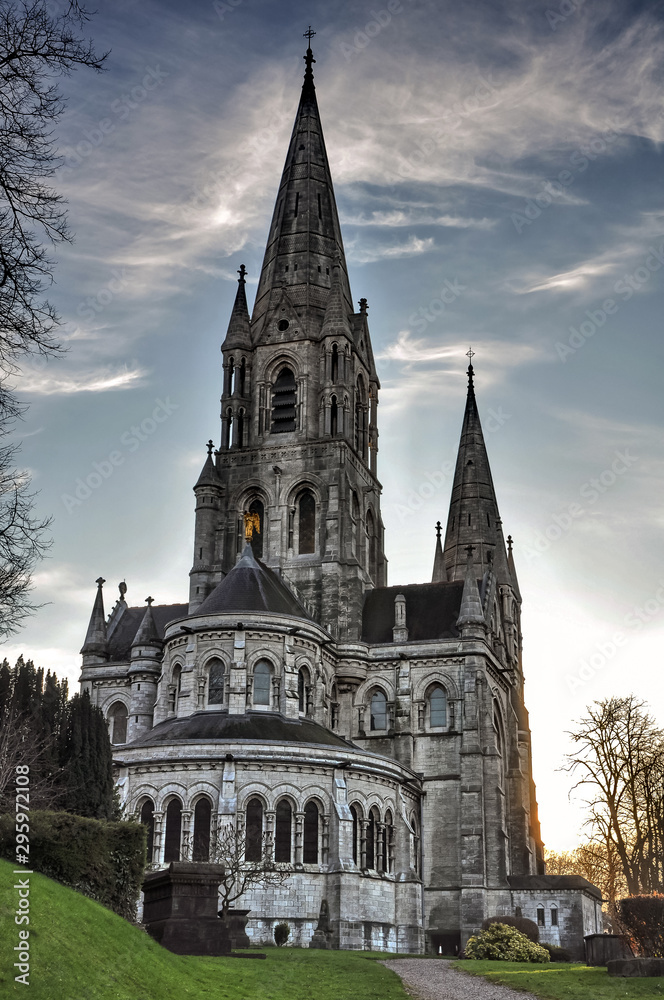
[0,859,408,1000]
[457,959,664,998]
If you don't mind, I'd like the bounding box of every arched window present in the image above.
[429,685,447,728]
[298,489,316,554]
[193,797,212,862]
[236,409,245,448]
[551,906,558,927]
[366,509,378,581]
[164,798,182,863]
[248,498,264,558]
[245,798,263,861]
[224,408,233,449]
[355,375,367,458]
[366,807,378,869]
[331,343,338,382]
[411,812,421,875]
[108,702,127,744]
[207,658,225,705]
[238,357,246,396]
[537,906,545,927]
[275,799,292,863]
[139,798,154,864]
[227,356,235,395]
[384,810,394,873]
[298,667,309,714]
[271,367,297,433]
[168,666,181,714]
[370,689,387,731]
[303,801,319,864]
[350,805,359,864]
[351,491,360,556]
[252,660,272,707]
[330,394,338,436]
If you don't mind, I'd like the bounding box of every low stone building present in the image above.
[79,40,601,954]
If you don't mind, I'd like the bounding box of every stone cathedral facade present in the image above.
[79,43,602,955]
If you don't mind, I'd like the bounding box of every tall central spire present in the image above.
[250,37,354,343]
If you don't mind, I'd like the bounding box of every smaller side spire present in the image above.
[507,535,522,602]
[432,521,446,583]
[132,597,162,648]
[456,546,486,630]
[81,577,108,658]
[195,440,222,489]
[221,264,252,351]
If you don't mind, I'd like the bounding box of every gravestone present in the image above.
[310,898,334,949]
[143,862,234,955]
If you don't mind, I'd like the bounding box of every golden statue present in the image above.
[244,511,260,541]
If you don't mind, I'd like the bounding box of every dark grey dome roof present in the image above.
[124,711,353,750]
[195,544,311,620]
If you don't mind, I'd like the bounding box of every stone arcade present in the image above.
[79,40,602,956]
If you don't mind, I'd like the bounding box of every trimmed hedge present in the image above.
[617,894,664,958]
[0,810,145,920]
[466,923,550,962]
[541,942,573,962]
[482,914,540,942]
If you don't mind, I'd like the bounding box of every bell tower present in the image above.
[189,36,386,639]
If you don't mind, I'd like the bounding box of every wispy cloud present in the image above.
[19,365,149,396]
[346,235,435,264]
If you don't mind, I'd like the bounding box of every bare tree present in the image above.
[564,696,664,897]
[0,1,106,633]
[194,824,291,920]
[544,841,628,929]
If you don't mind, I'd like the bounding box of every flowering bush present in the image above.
[465,923,550,962]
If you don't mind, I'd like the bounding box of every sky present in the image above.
[3,0,664,852]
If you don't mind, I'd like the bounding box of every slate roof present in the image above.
[362,581,465,643]
[195,544,311,620]
[507,874,603,900]
[107,604,187,661]
[125,710,353,750]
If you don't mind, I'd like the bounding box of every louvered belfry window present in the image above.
[271,367,297,432]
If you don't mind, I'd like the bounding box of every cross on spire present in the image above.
[207,439,214,457]
[466,346,475,390]
[145,596,154,606]
[435,520,442,539]
[303,26,316,77]
[237,264,246,283]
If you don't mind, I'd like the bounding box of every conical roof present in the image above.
[195,544,312,619]
[132,599,162,647]
[443,364,508,582]
[81,578,108,657]
[221,264,252,351]
[194,442,222,489]
[456,547,485,627]
[431,521,446,583]
[250,43,353,343]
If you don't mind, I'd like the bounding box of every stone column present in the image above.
[265,810,276,861]
[294,812,305,864]
[153,811,164,866]
[181,809,193,861]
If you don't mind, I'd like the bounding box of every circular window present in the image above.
[277,320,290,331]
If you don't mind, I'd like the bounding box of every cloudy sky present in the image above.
[4,0,664,851]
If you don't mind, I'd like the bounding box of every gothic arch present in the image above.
[155,783,189,812]
[413,670,460,702]
[262,350,302,385]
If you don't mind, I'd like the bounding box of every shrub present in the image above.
[274,922,290,947]
[482,914,539,942]
[617,894,664,958]
[0,810,145,920]
[541,942,572,962]
[466,923,550,963]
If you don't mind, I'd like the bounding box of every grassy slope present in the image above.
[457,960,664,998]
[0,860,407,1000]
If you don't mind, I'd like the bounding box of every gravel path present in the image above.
[382,959,540,1000]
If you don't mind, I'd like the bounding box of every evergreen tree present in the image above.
[58,691,115,820]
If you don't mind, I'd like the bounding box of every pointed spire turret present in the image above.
[81,577,108,659]
[250,39,353,343]
[222,264,252,351]
[443,359,504,582]
[195,440,222,490]
[132,597,162,648]
[431,521,446,583]
[507,534,522,601]
[456,546,485,629]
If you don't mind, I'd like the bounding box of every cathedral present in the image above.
[79,40,602,955]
